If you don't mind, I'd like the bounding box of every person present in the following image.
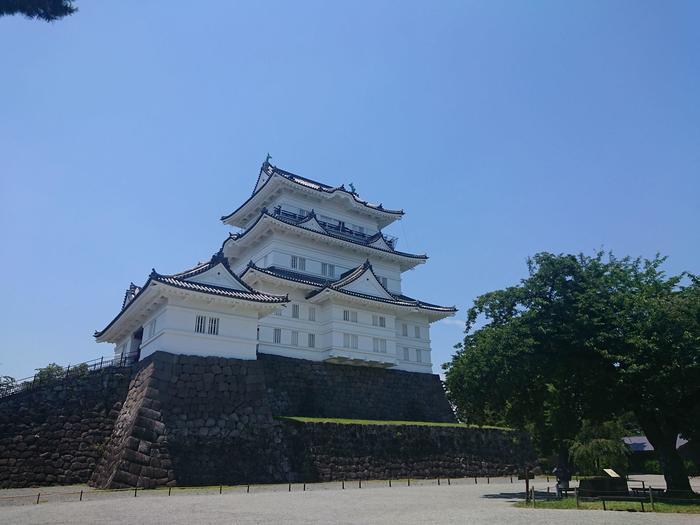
[552,466,571,498]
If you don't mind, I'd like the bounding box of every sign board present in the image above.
[603,468,620,478]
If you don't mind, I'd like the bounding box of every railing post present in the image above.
[649,485,655,511]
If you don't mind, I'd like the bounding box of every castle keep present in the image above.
[0,163,533,488]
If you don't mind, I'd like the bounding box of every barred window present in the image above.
[372,338,387,353]
[402,323,408,337]
[308,333,315,348]
[291,255,306,271]
[291,330,299,346]
[308,307,316,321]
[292,304,299,319]
[414,326,420,339]
[195,315,206,334]
[322,263,335,278]
[343,310,357,323]
[403,347,410,361]
[343,333,358,349]
[416,348,422,363]
[372,315,386,327]
[208,317,219,335]
[273,328,282,344]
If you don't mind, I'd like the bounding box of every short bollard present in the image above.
[487,477,490,484]
[303,483,306,491]
[342,480,345,490]
[448,478,451,486]
[474,477,478,484]
[169,487,172,496]
[247,484,250,493]
[134,487,137,498]
[80,490,83,502]
[437,478,440,486]
[510,475,513,483]
[359,480,362,489]
[36,493,40,505]
[389,479,392,487]
[288,483,291,492]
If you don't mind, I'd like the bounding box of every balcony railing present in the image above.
[0,351,139,399]
[272,207,397,248]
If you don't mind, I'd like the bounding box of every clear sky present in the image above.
[1,1,698,379]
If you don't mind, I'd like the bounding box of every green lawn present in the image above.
[277,416,510,430]
[515,496,700,514]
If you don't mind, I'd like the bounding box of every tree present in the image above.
[569,420,629,476]
[444,252,700,493]
[0,375,16,396]
[0,1,77,22]
[34,362,64,382]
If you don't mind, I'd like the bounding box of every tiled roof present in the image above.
[222,162,404,222]
[244,261,456,314]
[225,210,428,261]
[95,254,288,339]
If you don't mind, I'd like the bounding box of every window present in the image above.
[379,276,388,288]
[308,307,316,321]
[373,338,387,353]
[299,208,309,217]
[292,304,299,319]
[343,310,357,323]
[414,326,420,339]
[403,347,410,361]
[291,255,306,271]
[416,349,422,363]
[308,333,315,348]
[402,323,408,337]
[195,315,206,334]
[274,308,282,316]
[146,319,156,338]
[273,328,282,344]
[291,330,299,346]
[372,315,386,328]
[322,263,335,278]
[343,333,358,349]
[208,317,219,335]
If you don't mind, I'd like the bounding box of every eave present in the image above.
[221,167,404,229]
[222,212,427,271]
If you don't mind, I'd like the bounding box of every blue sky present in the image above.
[1,1,698,379]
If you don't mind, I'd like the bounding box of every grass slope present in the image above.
[277,416,510,430]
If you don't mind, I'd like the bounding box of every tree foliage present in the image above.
[444,252,700,492]
[568,420,629,476]
[0,0,77,22]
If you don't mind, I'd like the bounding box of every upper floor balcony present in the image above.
[272,206,398,249]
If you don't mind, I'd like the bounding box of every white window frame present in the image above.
[273,328,282,344]
[292,304,300,319]
[308,307,316,322]
[291,255,306,271]
[416,348,422,363]
[208,317,219,336]
[402,323,408,337]
[195,315,206,334]
[291,330,299,346]
[403,347,410,361]
[308,333,315,348]
[343,310,357,323]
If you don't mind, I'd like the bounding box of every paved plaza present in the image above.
[1,476,698,524]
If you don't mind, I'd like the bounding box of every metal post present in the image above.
[602,499,606,511]
[247,484,250,493]
[649,485,655,511]
[219,485,222,494]
[448,478,451,486]
[437,478,440,486]
[359,480,361,489]
[100,356,104,369]
[36,493,40,504]
[169,487,172,496]
[575,488,579,509]
[80,490,83,501]
[475,477,478,484]
[342,480,345,490]
[532,487,535,508]
[525,472,529,502]
[134,486,137,497]
[288,483,291,492]
[408,478,410,487]
[389,479,391,487]
[487,477,490,484]
[303,483,306,491]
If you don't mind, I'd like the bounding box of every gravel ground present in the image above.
[1,476,698,524]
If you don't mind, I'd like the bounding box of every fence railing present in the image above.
[0,351,139,399]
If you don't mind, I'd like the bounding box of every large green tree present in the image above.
[444,252,700,493]
[0,1,77,22]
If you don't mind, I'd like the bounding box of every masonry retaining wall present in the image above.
[0,352,533,489]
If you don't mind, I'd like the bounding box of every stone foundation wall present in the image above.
[0,352,532,489]
[280,420,531,481]
[0,368,131,488]
[259,354,455,422]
